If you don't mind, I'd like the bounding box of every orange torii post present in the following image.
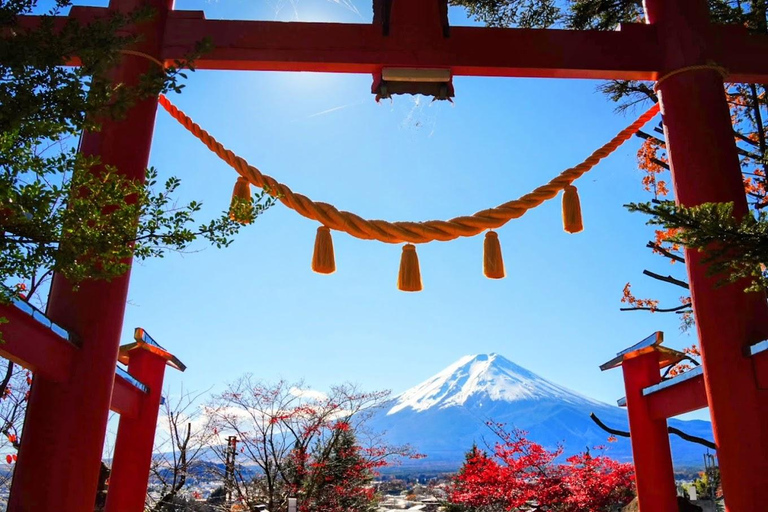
[0,299,175,511]
[7,0,768,511]
[603,331,768,511]
[648,3,768,511]
[601,333,690,512]
[9,0,174,510]
[106,329,186,512]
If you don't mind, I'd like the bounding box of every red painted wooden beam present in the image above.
[708,25,768,85]
[0,303,76,383]
[0,303,146,418]
[622,350,678,512]
[164,15,768,82]
[106,347,171,512]
[644,368,708,420]
[110,369,146,419]
[163,13,663,79]
[13,8,768,82]
[631,350,768,421]
[10,0,172,502]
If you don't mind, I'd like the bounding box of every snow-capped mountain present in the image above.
[368,353,714,470]
[388,353,606,414]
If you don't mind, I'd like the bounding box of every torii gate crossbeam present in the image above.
[8,0,768,511]
[19,6,768,81]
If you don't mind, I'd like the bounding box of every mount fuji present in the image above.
[368,353,714,470]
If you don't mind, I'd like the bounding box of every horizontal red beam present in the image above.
[0,303,148,417]
[110,372,144,419]
[163,13,662,80]
[646,371,708,419]
[708,25,768,85]
[643,342,768,418]
[0,303,77,383]
[15,8,768,82]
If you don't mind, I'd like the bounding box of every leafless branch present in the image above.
[642,269,689,289]
[620,303,692,313]
[646,242,686,263]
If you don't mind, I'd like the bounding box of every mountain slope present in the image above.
[368,353,713,470]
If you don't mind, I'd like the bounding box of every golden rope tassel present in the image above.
[562,185,583,234]
[312,226,336,274]
[398,244,423,292]
[483,231,505,279]
[158,95,660,244]
[230,177,252,224]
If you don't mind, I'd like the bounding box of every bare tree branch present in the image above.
[646,242,686,263]
[642,269,689,289]
[620,303,692,313]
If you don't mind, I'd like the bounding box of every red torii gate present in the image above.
[0,301,184,511]
[7,0,768,510]
[602,332,768,511]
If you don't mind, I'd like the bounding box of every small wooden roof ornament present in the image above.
[372,68,454,102]
[599,331,686,372]
[118,327,186,372]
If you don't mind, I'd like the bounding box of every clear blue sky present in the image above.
[70,1,703,419]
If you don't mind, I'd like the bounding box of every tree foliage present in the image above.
[450,0,644,30]
[1,0,275,304]
[287,424,379,512]
[448,425,635,512]
[204,377,421,512]
[0,0,275,497]
[0,361,28,468]
[627,201,768,292]
[448,0,560,28]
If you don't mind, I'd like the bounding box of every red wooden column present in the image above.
[622,349,678,512]
[8,0,173,509]
[106,332,184,512]
[644,0,768,509]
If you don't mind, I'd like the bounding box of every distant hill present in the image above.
[368,353,714,471]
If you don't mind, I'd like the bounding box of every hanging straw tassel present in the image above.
[562,184,584,234]
[483,231,505,279]
[311,226,336,274]
[398,244,422,292]
[229,177,252,224]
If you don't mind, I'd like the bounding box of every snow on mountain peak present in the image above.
[387,353,599,415]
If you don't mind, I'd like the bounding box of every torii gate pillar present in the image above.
[7,0,768,509]
[621,349,678,512]
[7,0,172,510]
[106,329,186,512]
[645,0,768,509]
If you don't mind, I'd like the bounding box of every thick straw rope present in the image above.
[119,49,165,68]
[653,64,728,92]
[158,95,660,244]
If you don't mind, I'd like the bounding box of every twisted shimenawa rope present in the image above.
[653,63,728,92]
[158,94,659,244]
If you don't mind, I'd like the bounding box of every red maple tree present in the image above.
[449,425,634,512]
[287,421,385,512]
